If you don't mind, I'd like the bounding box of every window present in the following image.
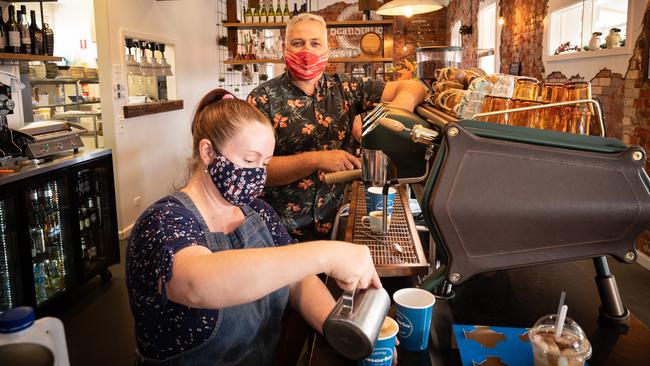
[477,1,496,73]
[548,0,628,55]
[450,20,462,48]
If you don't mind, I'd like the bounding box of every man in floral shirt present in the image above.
[248,13,427,242]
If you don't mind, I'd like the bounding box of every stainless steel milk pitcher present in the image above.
[322,287,391,360]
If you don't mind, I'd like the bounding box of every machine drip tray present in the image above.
[346,182,429,277]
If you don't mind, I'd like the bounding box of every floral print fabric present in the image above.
[126,195,294,360]
[248,72,384,241]
[207,153,267,207]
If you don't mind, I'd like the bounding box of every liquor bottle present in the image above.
[42,18,53,56]
[5,5,20,54]
[283,1,291,22]
[245,6,253,23]
[29,10,42,55]
[0,7,6,53]
[275,1,282,23]
[292,3,299,18]
[268,1,275,23]
[19,6,31,54]
[253,7,260,23]
[260,3,268,23]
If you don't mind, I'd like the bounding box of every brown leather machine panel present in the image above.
[429,124,650,284]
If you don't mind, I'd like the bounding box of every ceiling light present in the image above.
[377,0,443,17]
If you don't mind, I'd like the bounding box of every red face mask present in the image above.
[284,50,328,81]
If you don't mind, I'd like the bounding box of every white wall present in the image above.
[542,0,647,79]
[94,0,218,237]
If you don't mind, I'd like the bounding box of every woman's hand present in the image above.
[323,241,381,291]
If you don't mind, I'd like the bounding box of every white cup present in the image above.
[362,210,391,234]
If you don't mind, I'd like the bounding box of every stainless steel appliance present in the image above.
[17,121,86,159]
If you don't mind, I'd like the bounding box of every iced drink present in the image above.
[528,315,592,366]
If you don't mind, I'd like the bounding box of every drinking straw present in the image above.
[556,291,566,317]
[555,305,568,339]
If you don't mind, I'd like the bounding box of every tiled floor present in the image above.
[55,241,650,365]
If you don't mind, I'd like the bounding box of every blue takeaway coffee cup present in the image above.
[393,288,436,351]
[365,186,396,215]
[358,316,399,366]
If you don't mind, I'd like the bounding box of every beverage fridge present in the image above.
[0,150,119,312]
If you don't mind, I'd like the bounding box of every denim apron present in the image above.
[136,192,290,366]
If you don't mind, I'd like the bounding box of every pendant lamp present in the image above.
[377,0,443,17]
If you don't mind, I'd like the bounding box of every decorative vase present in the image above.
[588,32,602,51]
[605,28,621,48]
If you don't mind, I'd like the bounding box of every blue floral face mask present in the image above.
[207,152,267,206]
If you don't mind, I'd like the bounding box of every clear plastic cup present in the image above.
[528,314,592,366]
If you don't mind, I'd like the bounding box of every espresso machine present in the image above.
[354,102,650,324]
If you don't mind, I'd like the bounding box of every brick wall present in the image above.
[447,0,480,68]
[498,0,547,79]
[621,3,650,256]
[392,7,449,61]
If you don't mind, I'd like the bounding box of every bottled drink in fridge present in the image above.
[33,263,48,303]
[6,5,21,54]
[19,6,31,54]
[30,227,46,256]
[49,259,62,289]
[29,10,43,55]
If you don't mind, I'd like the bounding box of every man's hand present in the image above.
[314,150,361,173]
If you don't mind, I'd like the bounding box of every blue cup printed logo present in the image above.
[360,348,393,366]
[395,311,413,338]
[366,188,395,215]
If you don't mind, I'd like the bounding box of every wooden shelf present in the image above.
[31,78,100,85]
[123,100,184,119]
[0,52,62,62]
[222,20,393,29]
[224,57,392,65]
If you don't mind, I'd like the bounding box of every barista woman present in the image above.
[126,89,380,365]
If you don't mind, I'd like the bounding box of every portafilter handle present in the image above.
[322,169,362,185]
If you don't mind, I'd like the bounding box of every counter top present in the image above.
[308,260,650,366]
[0,148,112,185]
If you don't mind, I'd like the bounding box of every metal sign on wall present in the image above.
[315,2,383,50]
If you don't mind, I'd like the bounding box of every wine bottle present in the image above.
[292,3,299,18]
[283,1,291,22]
[260,3,268,23]
[19,6,31,54]
[275,1,282,23]
[6,5,20,54]
[30,10,43,55]
[0,7,6,53]
[245,6,253,23]
[266,1,275,23]
[253,7,260,23]
[43,19,54,56]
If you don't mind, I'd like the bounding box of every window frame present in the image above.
[477,0,497,74]
[450,20,462,48]
[544,0,634,62]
